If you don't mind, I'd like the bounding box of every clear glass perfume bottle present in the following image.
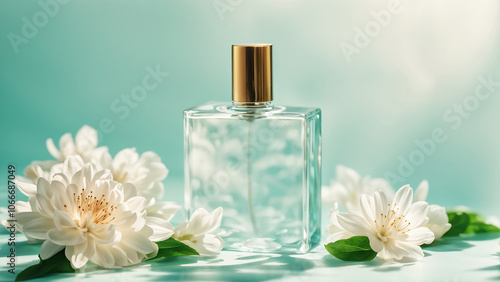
[184,44,321,253]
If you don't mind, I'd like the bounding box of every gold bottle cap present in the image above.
[232,44,272,103]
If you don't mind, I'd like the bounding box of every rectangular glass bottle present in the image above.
[184,43,321,253]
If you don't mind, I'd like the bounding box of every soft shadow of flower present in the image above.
[474,253,500,280]
[421,237,474,252]
[144,252,316,281]
[321,254,414,272]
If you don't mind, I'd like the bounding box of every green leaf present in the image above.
[465,222,500,234]
[153,238,199,259]
[325,236,377,261]
[443,211,470,237]
[16,249,74,281]
[444,211,500,237]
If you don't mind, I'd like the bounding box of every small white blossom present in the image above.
[413,180,451,240]
[23,125,108,183]
[323,165,394,211]
[96,148,180,221]
[173,208,224,255]
[46,125,107,162]
[325,203,355,243]
[328,185,435,262]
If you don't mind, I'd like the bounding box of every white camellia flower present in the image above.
[413,180,451,240]
[333,185,435,262]
[173,207,224,255]
[322,165,395,211]
[15,155,174,269]
[23,125,108,183]
[96,148,181,221]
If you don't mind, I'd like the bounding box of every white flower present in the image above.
[323,165,394,211]
[173,208,224,255]
[333,185,435,262]
[413,180,429,202]
[46,125,107,162]
[426,205,451,240]
[23,160,59,184]
[16,156,85,198]
[16,155,174,269]
[413,180,451,240]
[24,125,108,183]
[325,203,355,244]
[96,148,180,221]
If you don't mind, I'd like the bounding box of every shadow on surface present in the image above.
[475,253,500,280]
[459,233,500,241]
[321,254,414,272]
[421,237,474,252]
[75,254,316,281]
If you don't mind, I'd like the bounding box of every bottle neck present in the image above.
[232,101,273,110]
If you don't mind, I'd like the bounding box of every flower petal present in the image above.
[427,205,451,240]
[121,183,137,200]
[365,178,395,199]
[406,201,429,228]
[106,246,128,267]
[89,224,121,245]
[395,241,425,262]
[120,228,157,254]
[75,125,98,153]
[59,133,76,159]
[360,194,376,229]
[336,213,371,236]
[35,192,54,218]
[53,210,77,230]
[63,156,85,181]
[366,233,385,252]
[146,217,174,242]
[325,230,353,244]
[183,234,224,256]
[126,196,147,214]
[40,240,65,260]
[392,185,413,214]
[406,226,435,245]
[378,239,408,261]
[185,207,223,235]
[139,152,169,179]
[15,180,37,197]
[414,180,429,202]
[66,240,94,269]
[46,138,61,160]
[146,200,181,222]
[113,148,139,170]
[91,244,115,268]
[48,227,86,246]
[16,212,52,240]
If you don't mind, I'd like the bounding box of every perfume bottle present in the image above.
[184,44,321,253]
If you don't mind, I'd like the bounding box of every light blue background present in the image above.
[0,0,499,217]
